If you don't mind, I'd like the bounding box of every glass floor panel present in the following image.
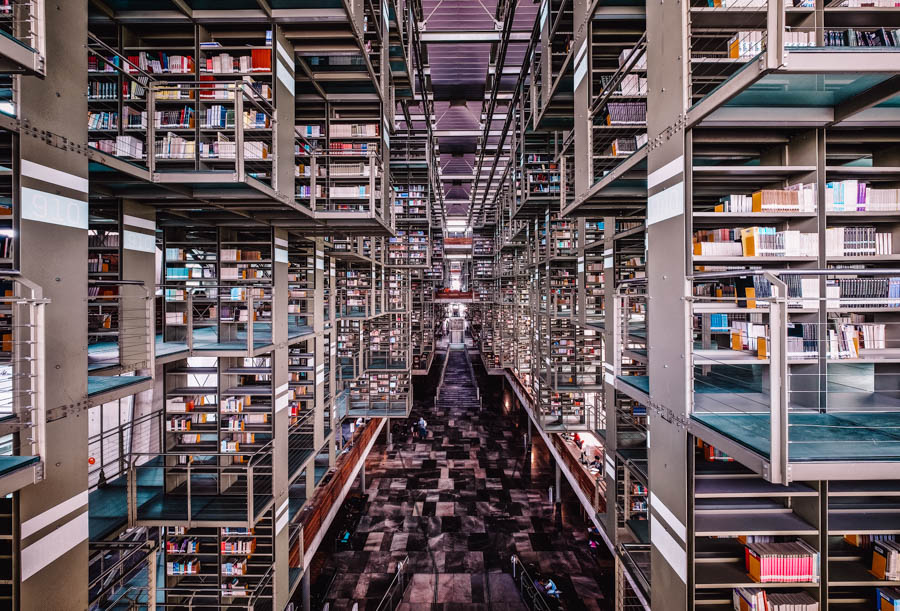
[87,375,152,397]
[692,411,900,462]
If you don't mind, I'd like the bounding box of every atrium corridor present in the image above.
[314,350,614,610]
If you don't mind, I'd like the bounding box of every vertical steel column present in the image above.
[272,227,291,608]
[646,0,692,603]
[602,215,619,539]
[273,27,296,202]
[17,1,90,606]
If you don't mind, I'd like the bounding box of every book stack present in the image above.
[155,107,195,129]
[729,32,764,58]
[730,320,769,356]
[733,589,818,611]
[331,123,379,138]
[744,540,820,583]
[155,132,195,159]
[878,587,900,611]
[88,112,118,130]
[824,28,900,46]
[831,276,900,307]
[330,185,371,199]
[126,52,195,74]
[872,539,900,580]
[787,322,819,358]
[166,559,200,575]
[606,102,646,125]
[203,50,271,73]
[115,135,144,159]
[166,539,198,553]
[825,226,892,256]
[827,180,900,211]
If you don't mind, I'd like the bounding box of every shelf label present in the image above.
[275,247,288,263]
[21,187,87,230]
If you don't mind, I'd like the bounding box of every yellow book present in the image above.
[757,337,768,359]
[740,227,757,257]
[745,287,757,310]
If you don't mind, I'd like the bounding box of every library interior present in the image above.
[0,0,898,609]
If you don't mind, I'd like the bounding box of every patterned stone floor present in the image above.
[316,353,613,610]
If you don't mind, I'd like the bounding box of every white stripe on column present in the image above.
[21,490,88,539]
[650,492,687,542]
[647,155,684,190]
[21,160,89,194]
[122,214,156,231]
[650,515,687,583]
[21,511,88,581]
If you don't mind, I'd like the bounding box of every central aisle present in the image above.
[320,349,611,610]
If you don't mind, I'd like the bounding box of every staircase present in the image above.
[436,348,479,412]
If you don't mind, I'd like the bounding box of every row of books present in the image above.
[329,142,377,156]
[89,136,144,159]
[88,254,118,273]
[824,226,893,256]
[605,102,646,125]
[714,185,816,213]
[221,249,265,262]
[221,268,266,280]
[166,559,200,575]
[166,539,198,553]
[167,267,216,279]
[88,111,118,130]
[201,51,271,74]
[331,123,379,138]
[826,181,900,211]
[824,28,900,47]
[744,540,820,583]
[605,134,648,157]
[124,52,194,74]
[89,233,119,248]
[88,80,150,101]
[698,275,900,309]
[732,588,817,611]
[872,539,900,581]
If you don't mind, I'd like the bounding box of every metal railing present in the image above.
[373,555,411,611]
[159,283,274,354]
[510,555,553,611]
[0,271,46,485]
[691,268,900,480]
[0,0,45,76]
[126,445,275,527]
[88,280,153,375]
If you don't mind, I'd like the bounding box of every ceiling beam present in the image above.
[420,30,531,42]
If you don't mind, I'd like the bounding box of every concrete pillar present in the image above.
[16,1,89,606]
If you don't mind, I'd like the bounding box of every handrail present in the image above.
[435,346,451,400]
[373,554,411,611]
[510,555,553,611]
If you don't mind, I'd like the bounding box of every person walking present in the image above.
[417,416,427,440]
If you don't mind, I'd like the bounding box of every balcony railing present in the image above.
[88,280,153,375]
[0,270,46,494]
[0,0,45,76]
[691,268,900,482]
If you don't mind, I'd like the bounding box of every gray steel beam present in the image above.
[419,30,531,42]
